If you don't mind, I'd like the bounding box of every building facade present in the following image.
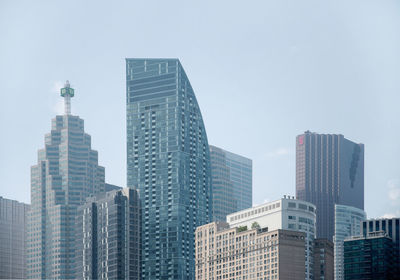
[195,221,306,280]
[209,145,252,222]
[0,197,30,279]
[26,82,106,279]
[333,204,366,280]
[361,217,400,274]
[75,188,141,280]
[344,231,398,280]
[226,197,316,280]
[126,58,212,279]
[313,239,334,280]
[296,131,364,241]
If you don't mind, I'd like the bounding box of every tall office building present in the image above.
[227,196,316,280]
[196,221,306,280]
[75,188,141,280]
[0,197,30,279]
[296,131,364,241]
[209,145,252,221]
[126,58,212,279]
[344,231,398,279]
[334,204,366,280]
[27,82,106,279]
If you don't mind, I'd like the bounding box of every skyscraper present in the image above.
[75,188,141,280]
[334,204,366,280]
[0,196,30,279]
[27,81,106,279]
[209,145,252,222]
[126,58,212,279]
[296,131,364,241]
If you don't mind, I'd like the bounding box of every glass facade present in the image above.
[27,92,106,279]
[126,58,212,279]
[209,145,252,222]
[75,188,141,280]
[344,233,398,279]
[296,131,364,241]
[334,204,366,280]
[0,197,30,279]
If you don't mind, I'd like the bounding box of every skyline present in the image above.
[1,0,400,219]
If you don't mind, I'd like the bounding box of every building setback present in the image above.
[26,82,106,279]
[226,197,316,280]
[344,231,398,280]
[333,204,366,280]
[313,239,334,280]
[195,221,306,280]
[0,197,30,279]
[209,145,252,222]
[126,58,212,279]
[75,188,141,280]
[296,131,364,241]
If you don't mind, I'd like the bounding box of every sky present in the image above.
[1,0,399,219]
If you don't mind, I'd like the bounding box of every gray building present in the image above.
[296,131,364,241]
[0,197,30,279]
[126,58,212,279]
[75,188,141,280]
[209,145,252,222]
[334,204,366,280]
[26,81,106,279]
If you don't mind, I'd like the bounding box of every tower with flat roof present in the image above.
[209,145,252,222]
[296,131,364,241]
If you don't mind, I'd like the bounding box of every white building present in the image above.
[333,204,366,280]
[226,196,316,280]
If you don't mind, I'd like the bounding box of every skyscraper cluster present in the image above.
[1,58,398,280]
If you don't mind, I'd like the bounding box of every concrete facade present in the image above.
[313,239,334,280]
[226,197,316,280]
[195,222,306,280]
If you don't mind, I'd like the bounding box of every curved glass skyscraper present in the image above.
[126,58,212,279]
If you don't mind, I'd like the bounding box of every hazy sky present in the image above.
[1,0,399,218]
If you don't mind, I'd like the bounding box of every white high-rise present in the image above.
[333,204,366,280]
[227,196,316,280]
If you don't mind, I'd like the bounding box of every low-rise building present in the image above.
[226,196,316,280]
[195,221,306,280]
[313,238,333,280]
[344,231,398,279]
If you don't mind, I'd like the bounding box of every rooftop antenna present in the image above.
[60,80,74,115]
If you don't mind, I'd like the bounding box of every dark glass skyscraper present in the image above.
[296,131,364,241]
[209,145,252,222]
[344,232,398,279]
[27,82,106,279]
[75,188,141,280]
[126,58,212,279]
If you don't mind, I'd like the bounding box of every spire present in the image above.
[60,80,74,115]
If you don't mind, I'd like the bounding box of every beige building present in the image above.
[195,221,306,280]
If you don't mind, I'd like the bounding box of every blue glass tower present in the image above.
[126,58,212,279]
